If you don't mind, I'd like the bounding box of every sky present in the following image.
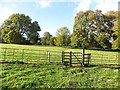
[0,0,119,37]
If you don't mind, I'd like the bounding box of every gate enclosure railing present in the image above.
[0,48,118,66]
[62,51,91,66]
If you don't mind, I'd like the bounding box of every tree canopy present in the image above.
[41,31,52,45]
[110,11,120,49]
[0,13,41,44]
[55,27,71,46]
[72,10,117,49]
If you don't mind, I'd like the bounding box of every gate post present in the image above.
[62,51,64,64]
[70,51,72,66]
[88,54,91,65]
[82,49,85,65]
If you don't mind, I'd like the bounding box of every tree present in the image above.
[112,20,120,49]
[72,10,95,48]
[50,37,55,46]
[41,31,52,45]
[110,11,120,49]
[55,27,71,46]
[95,10,116,49]
[72,10,116,49]
[0,13,41,44]
[29,21,41,44]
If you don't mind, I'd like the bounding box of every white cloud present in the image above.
[37,0,81,8]
[95,0,119,13]
[74,0,92,13]
[38,0,52,8]
[74,0,119,14]
[0,6,14,25]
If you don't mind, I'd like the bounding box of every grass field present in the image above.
[0,44,119,88]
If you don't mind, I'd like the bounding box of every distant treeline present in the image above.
[0,10,119,50]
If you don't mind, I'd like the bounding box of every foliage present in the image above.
[72,10,117,49]
[50,37,55,46]
[29,21,41,44]
[55,27,71,46]
[41,32,52,45]
[0,10,119,49]
[41,32,55,46]
[0,13,41,44]
[111,11,120,49]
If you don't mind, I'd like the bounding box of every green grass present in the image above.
[0,44,119,88]
[0,43,67,51]
[1,63,118,88]
[0,43,118,54]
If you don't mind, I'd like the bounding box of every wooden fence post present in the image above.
[88,54,91,65]
[48,51,50,63]
[70,51,72,66]
[62,51,64,64]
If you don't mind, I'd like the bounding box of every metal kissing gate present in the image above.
[62,51,91,66]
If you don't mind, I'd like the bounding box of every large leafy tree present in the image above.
[0,13,41,44]
[41,31,52,45]
[72,11,89,48]
[95,10,116,49]
[55,27,71,46]
[109,11,120,49]
[50,36,55,46]
[29,21,41,44]
[72,10,116,49]
[72,10,98,48]
[112,20,120,49]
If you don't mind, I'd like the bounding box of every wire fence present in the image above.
[90,53,118,65]
[0,48,118,65]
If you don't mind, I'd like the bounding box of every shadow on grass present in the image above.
[0,61,62,66]
[0,61,119,70]
[0,61,26,64]
[84,64,120,69]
